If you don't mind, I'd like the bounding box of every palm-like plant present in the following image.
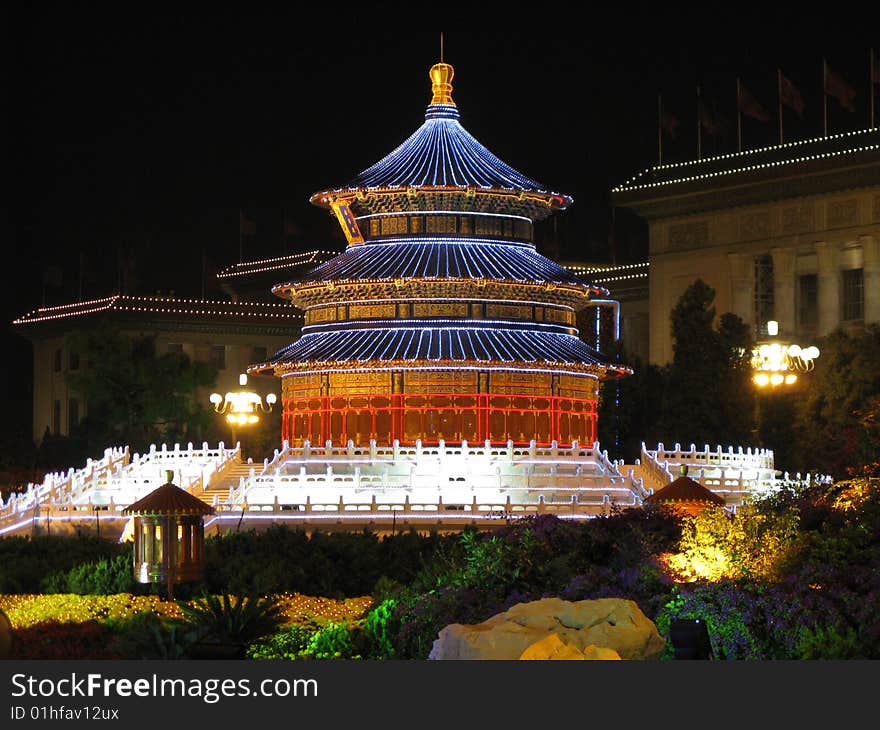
[177,593,287,649]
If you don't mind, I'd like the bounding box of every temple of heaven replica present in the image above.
[3,60,800,540]
[252,60,629,448]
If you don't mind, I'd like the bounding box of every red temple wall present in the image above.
[279,370,598,447]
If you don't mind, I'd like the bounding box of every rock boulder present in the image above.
[428,597,665,660]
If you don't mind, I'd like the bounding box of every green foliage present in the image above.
[202,524,456,597]
[360,599,396,659]
[0,534,127,594]
[247,624,319,660]
[598,345,667,462]
[105,612,191,660]
[305,621,358,659]
[64,324,218,456]
[795,623,863,660]
[656,279,755,447]
[176,593,287,647]
[792,324,880,478]
[666,504,800,582]
[44,554,135,595]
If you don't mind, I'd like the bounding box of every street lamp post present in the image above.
[750,320,820,388]
[209,373,277,459]
[750,320,820,443]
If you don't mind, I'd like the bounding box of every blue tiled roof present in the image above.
[274,240,590,288]
[269,327,616,368]
[344,104,553,193]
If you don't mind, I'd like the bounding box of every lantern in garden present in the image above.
[122,470,215,599]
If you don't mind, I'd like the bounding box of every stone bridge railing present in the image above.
[0,442,240,536]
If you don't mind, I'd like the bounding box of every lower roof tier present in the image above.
[272,240,598,301]
[252,327,629,379]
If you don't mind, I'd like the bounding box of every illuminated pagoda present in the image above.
[252,60,629,451]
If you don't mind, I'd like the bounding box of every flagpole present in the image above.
[777,69,784,144]
[658,93,663,165]
[823,58,828,136]
[736,78,742,152]
[696,85,702,160]
[238,209,243,264]
[872,48,876,129]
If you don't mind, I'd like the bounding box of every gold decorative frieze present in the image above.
[543,307,573,324]
[349,303,396,319]
[487,303,528,319]
[413,302,468,317]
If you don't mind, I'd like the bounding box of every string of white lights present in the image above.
[14,295,299,324]
[614,143,880,192]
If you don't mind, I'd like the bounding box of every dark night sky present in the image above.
[5,8,879,442]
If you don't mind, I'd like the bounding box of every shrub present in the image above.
[247,624,319,660]
[176,593,287,648]
[12,620,124,660]
[43,554,135,595]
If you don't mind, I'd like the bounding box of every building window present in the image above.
[68,398,79,432]
[53,400,62,435]
[754,254,775,336]
[68,351,80,371]
[798,274,818,329]
[842,268,864,321]
[252,346,268,362]
[53,349,62,372]
[210,345,226,370]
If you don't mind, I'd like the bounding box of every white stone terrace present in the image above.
[0,439,833,538]
[635,441,832,509]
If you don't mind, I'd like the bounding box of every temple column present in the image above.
[815,241,840,336]
[862,235,880,324]
[770,247,796,335]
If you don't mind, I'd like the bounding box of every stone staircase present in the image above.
[621,463,668,496]
[198,461,258,506]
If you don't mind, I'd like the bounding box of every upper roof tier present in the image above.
[309,62,573,221]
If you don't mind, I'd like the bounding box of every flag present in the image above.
[738,83,770,122]
[283,219,299,237]
[239,210,257,236]
[824,65,856,112]
[660,110,679,138]
[699,100,720,135]
[872,50,880,84]
[780,71,805,118]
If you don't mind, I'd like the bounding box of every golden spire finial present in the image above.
[430,59,455,105]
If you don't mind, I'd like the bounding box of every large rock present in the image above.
[428,597,665,660]
[518,633,622,660]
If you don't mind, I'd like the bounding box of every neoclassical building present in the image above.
[13,251,334,444]
[612,128,880,364]
[253,60,628,448]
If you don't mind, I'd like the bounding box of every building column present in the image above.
[862,235,880,325]
[815,241,840,337]
[770,247,796,335]
[727,252,753,326]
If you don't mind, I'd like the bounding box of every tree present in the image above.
[655,279,755,448]
[64,325,218,455]
[792,324,880,478]
[597,341,667,462]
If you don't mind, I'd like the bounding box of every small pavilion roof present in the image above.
[123,482,215,516]
[644,468,726,507]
